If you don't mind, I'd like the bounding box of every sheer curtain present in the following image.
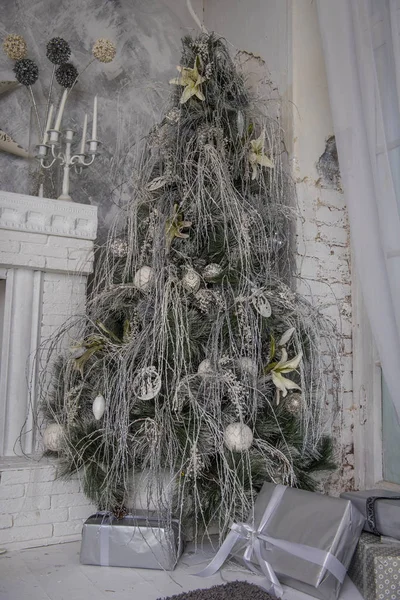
[317,0,400,421]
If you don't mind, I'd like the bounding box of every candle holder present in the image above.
[35,125,100,202]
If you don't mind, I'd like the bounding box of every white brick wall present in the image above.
[0,462,96,551]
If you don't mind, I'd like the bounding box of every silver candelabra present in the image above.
[35,93,100,202]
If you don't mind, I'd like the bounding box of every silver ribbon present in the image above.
[196,485,347,598]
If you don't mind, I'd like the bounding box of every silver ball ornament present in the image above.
[43,423,64,451]
[237,357,258,378]
[110,239,128,258]
[197,359,214,375]
[224,423,253,452]
[202,263,223,282]
[286,392,302,414]
[182,267,201,293]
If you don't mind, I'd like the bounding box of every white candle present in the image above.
[79,113,88,154]
[91,95,97,140]
[54,89,68,132]
[42,104,54,145]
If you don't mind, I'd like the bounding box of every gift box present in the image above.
[341,490,400,540]
[80,512,183,570]
[348,532,400,600]
[197,483,365,600]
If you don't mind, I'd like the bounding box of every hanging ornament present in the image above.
[251,290,272,318]
[237,357,258,378]
[43,423,64,452]
[286,392,302,415]
[134,265,154,292]
[197,359,214,375]
[132,366,162,400]
[92,394,106,420]
[237,110,245,137]
[110,238,128,258]
[223,423,253,452]
[202,263,223,282]
[182,267,201,293]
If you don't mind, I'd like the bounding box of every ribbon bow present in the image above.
[196,485,346,598]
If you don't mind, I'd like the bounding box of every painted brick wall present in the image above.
[0,461,96,551]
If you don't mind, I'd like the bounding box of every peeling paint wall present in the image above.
[292,0,354,493]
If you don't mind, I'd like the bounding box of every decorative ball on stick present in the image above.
[46,37,71,65]
[92,38,116,63]
[3,34,27,60]
[134,266,154,292]
[92,394,106,420]
[43,423,64,452]
[55,62,78,88]
[224,422,254,452]
[13,58,39,86]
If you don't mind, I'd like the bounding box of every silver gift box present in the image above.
[341,489,400,540]
[232,483,365,600]
[80,512,183,570]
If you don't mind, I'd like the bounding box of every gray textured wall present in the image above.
[0,0,203,239]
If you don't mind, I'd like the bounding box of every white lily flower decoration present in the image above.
[270,348,302,399]
[249,130,274,180]
[169,55,206,104]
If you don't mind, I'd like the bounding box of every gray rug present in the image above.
[157,581,274,599]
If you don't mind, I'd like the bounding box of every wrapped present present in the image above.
[197,483,365,600]
[80,512,183,570]
[341,490,400,540]
[348,532,400,600]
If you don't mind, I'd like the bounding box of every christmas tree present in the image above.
[40,34,339,538]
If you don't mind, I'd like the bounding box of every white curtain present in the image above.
[317,0,400,421]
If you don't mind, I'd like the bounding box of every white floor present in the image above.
[0,540,363,600]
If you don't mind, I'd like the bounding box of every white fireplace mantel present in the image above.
[0,191,98,457]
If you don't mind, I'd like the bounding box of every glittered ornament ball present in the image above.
[224,423,254,452]
[286,392,302,414]
[92,38,116,63]
[197,359,213,375]
[46,37,71,64]
[110,238,128,258]
[43,423,64,451]
[55,62,78,88]
[202,263,223,282]
[3,34,27,60]
[182,267,201,293]
[13,58,39,86]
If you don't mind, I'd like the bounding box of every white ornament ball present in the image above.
[197,359,214,375]
[43,423,64,452]
[202,263,223,282]
[182,267,201,293]
[92,394,106,420]
[134,266,154,292]
[286,392,302,415]
[237,357,258,378]
[224,423,254,452]
[132,366,162,400]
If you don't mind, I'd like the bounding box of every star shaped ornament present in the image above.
[169,55,206,104]
[0,80,29,158]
